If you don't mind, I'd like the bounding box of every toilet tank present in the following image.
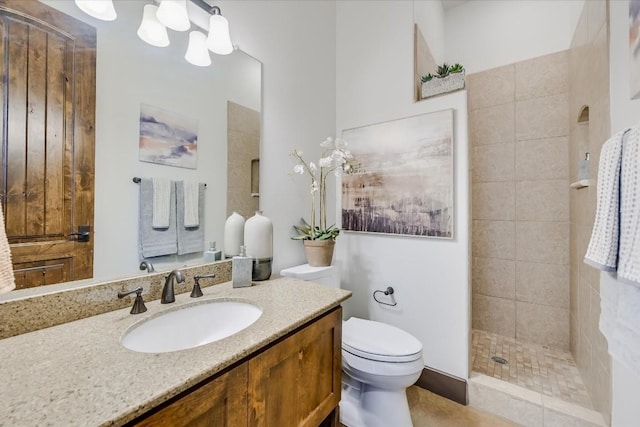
[280,264,340,288]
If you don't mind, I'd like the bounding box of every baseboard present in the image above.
[414,366,468,405]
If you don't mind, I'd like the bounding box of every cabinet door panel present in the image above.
[248,307,342,427]
[133,363,248,427]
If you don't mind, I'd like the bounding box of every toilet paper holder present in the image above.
[373,286,397,306]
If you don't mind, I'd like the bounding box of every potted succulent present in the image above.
[290,137,358,266]
[421,62,465,99]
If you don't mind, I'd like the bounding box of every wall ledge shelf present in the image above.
[570,179,594,189]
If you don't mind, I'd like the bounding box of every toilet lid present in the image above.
[342,317,423,362]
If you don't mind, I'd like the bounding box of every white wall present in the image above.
[414,0,445,64]
[336,0,470,380]
[218,1,337,275]
[444,0,584,74]
[608,1,640,425]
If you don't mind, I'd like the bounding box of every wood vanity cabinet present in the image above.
[130,307,342,427]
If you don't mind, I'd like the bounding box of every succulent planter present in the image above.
[421,71,465,99]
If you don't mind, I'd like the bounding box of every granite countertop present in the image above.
[0,277,351,426]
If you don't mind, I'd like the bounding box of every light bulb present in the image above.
[137,4,170,48]
[74,0,117,21]
[156,0,190,32]
[185,31,211,67]
[207,14,233,55]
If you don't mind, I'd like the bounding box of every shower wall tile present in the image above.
[515,180,569,222]
[591,358,612,425]
[515,51,568,101]
[516,93,569,141]
[469,103,515,146]
[516,137,569,181]
[516,221,569,265]
[472,293,516,337]
[568,4,611,419]
[472,142,515,183]
[578,277,592,343]
[467,65,515,110]
[473,220,516,260]
[473,182,515,220]
[515,261,569,309]
[473,257,516,299]
[516,301,569,350]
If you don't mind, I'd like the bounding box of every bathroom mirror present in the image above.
[1,0,261,294]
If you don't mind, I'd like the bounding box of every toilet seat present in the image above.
[342,317,423,363]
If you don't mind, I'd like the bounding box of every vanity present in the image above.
[0,276,350,426]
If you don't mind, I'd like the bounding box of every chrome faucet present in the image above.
[161,270,185,304]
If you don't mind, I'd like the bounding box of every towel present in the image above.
[0,207,15,295]
[152,178,172,229]
[139,178,177,257]
[584,128,630,271]
[176,182,205,255]
[183,181,200,227]
[617,125,640,285]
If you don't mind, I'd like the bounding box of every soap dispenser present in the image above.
[232,245,253,288]
[203,241,222,262]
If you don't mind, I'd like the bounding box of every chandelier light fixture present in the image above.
[73,0,234,67]
[74,0,117,21]
[137,4,170,47]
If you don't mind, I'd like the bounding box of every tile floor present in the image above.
[471,329,592,408]
[340,386,517,427]
[407,386,517,426]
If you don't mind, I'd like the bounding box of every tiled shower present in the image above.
[469,0,611,421]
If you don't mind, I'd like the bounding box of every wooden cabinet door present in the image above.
[0,0,96,289]
[248,307,342,427]
[133,363,248,427]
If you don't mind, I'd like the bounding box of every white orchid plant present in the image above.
[290,137,358,240]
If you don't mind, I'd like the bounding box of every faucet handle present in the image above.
[191,274,216,298]
[118,287,147,314]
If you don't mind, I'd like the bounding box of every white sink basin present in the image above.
[121,300,262,353]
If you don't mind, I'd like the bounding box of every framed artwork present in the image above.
[139,103,198,169]
[341,109,454,239]
[631,0,640,99]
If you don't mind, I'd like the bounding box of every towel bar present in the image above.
[133,177,207,187]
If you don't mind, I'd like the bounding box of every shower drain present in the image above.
[491,356,509,365]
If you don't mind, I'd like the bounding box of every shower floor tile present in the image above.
[471,329,593,409]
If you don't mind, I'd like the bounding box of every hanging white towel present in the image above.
[0,207,15,295]
[152,178,172,229]
[617,125,640,285]
[176,182,205,255]
[183,181,200,228]
[584,128,630,271]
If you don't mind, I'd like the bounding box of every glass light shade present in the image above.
[156,0,190,32]
[206,14,233,55]
[74,0,117,21]
[185,31,211,67]
[137,4,170,48]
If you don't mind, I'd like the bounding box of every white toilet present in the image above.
[280,264,424,427]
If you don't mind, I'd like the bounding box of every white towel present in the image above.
[584,128,630,271]
[152,178,172,229]
[618,125,640,285]
[183,181,200,228]
[0,207,15,295]
[176,182,205,255]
